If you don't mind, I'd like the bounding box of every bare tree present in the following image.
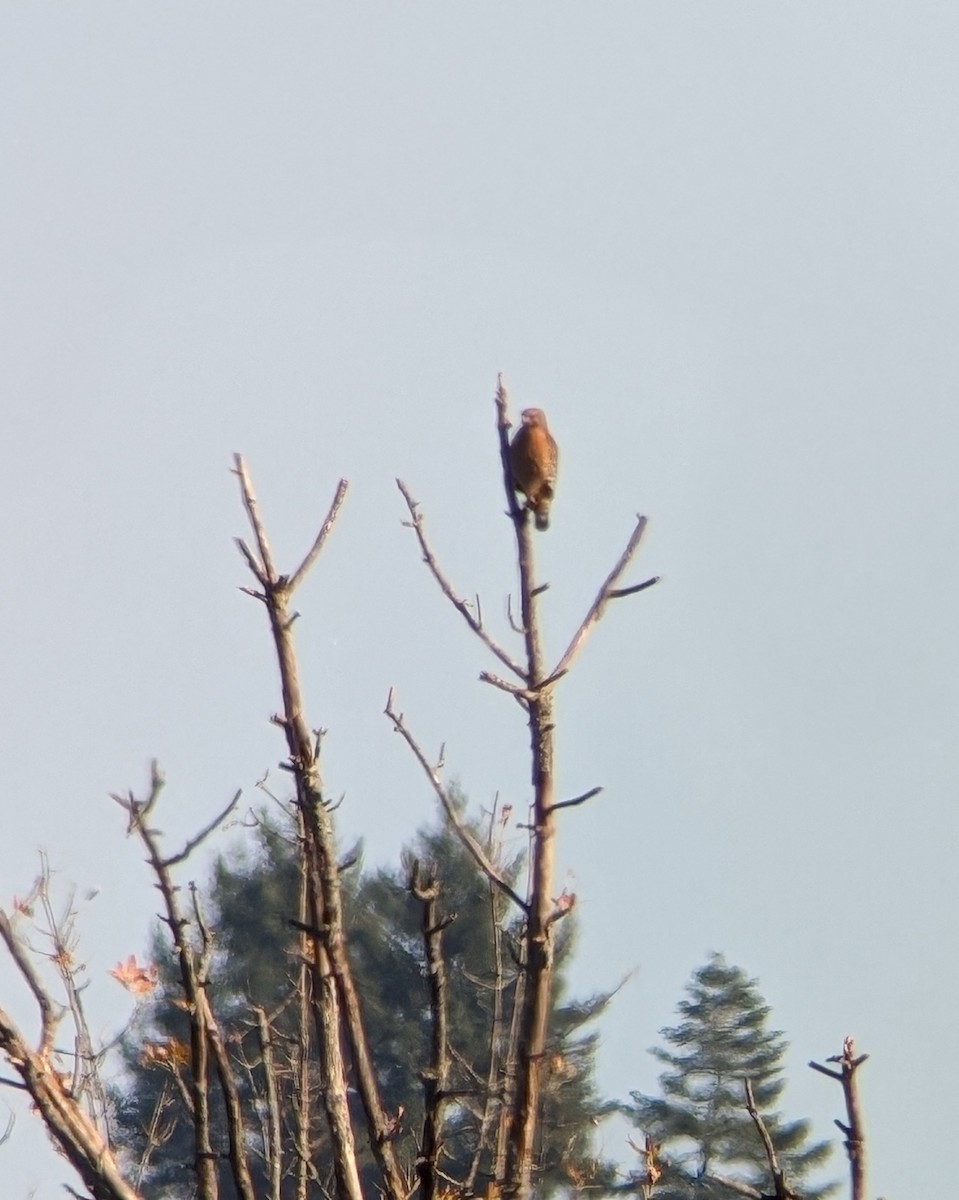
[387,377,658,1199]
[0,378,873,1200]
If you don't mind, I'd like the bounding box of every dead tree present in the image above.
[387,376,658,1199]
[810,1038,868,1200]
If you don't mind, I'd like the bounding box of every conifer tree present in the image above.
[624,954,835,1199]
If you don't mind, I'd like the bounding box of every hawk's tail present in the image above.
[535,508,550,532]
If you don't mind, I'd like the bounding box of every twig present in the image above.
[385,690,529,912]
[546,786,602,815]
[162,790,242,868]
[479,671,534,702]
[288,479,349,594]
[232,454,280,584]
[396,478,527,682]
[550,517,657,681]
[133,1085,175,1191]
[0,912,64,1063]
[33,857,111,1142]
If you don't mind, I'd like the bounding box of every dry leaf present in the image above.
[110,954,158,995]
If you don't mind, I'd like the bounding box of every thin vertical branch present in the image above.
[744,1078,794,1200]
[34,860,111,1144]
[113,767,220,1200]
[254,1006,284,1200]
[465,807,511,1195]
[410,861,453,1200]
[234,454,407,1200]
[191,885,256,1200]
[295,850,313,1200]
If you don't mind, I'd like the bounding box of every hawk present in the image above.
[509,408,558,531]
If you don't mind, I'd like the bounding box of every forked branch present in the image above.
[114,763,254,1200]
[385,690,528,913]
[0,908,139,1200]
[233,454,406,1200]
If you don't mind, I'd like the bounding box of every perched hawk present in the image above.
[509,408,558,531]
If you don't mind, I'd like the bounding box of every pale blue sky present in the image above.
[2,4,957,1196]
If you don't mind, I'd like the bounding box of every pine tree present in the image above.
[624,954,835,1199]
[113,802,616,1197]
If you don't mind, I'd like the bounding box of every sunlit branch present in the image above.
[396,478,527,682]
[551,515,658,682]
[384,689,529,914]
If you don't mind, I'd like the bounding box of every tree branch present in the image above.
[288,479,349,594]
[162,790,242,868]
[550,516,657,681]
[234,455,405,1200]
[0,995,140,1200]
[744,1077,795,1200]
[384,690,529,913]
[113,765,225,1200]
[396,477,527,682]
[546,786,602,815]
[410,861,452,1200]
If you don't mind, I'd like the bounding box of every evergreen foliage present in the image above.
[624,954,835,1199]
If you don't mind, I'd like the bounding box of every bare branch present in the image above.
[163,790,242,868]
[409,861,452,1200]
[608,576,660,599]
[288,478,349,594]
[479,671,533,702]
[234,537,268,589]
[0,912,64,1062]
[551,515,657,681]
[744,1077,795,1200]
[234,456,403,1200]
[0,998,140,1200]
[119,771,220,1200]
[233,454,280,584]
[133,1085,176,1192]
[190,886,255,1200]
[31,860,112,1143]
[253,1006,284,1200]
[547,786,603,815]
[385,690,529,914]
[396,478,527,682]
